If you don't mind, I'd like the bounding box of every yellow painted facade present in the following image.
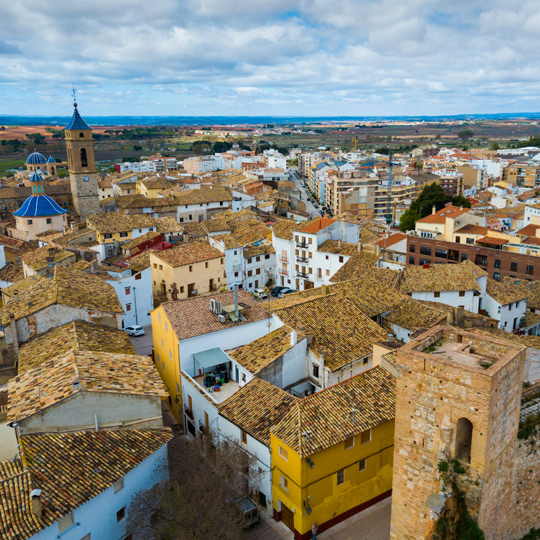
[271,419,394,538]
[151,304,182,423]
[507,164,540,188]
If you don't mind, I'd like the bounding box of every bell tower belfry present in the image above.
[64,94,100,219]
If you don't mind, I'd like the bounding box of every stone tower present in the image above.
[389,326,525,540]
[65,102,100,219]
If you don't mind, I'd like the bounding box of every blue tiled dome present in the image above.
[29,171,44,183]
[65,104,92,131]
[25,152,47,165]
[14,195,67,217]
[46,156,56,163]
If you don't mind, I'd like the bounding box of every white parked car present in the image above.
[125,325,145,337]
[253,288,268,299]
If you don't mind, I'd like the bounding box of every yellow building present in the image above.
[136,177,176,198]
[507,163,540,188]
[150,241,225,301]
[270,366,395,539]
[415,205,482,240]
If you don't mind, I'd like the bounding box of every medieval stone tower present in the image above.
[65,102,100,219]
[390,326,526,540]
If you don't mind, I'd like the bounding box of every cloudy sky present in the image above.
[1,0,539,117]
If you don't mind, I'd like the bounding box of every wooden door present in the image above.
[281,503,294,531]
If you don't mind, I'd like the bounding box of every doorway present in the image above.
[281,503,294,532]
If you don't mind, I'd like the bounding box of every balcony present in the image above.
[278,255,288,263]
[296,240,308,249]
[297,255,309,263]
[279,267,289,276]
[297,271,309,278]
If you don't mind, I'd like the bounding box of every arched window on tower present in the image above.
[455,417,473,463]
[79,132,84,138]
[80,148,88,167]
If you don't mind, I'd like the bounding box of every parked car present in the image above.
[279,288,297,297]
[125,325,145,337]
[271,286,288,297]
[233,496,259,528]
[253,288,268,299]
[314,203,319,209]
[319,210,325,216]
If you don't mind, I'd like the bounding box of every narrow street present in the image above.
[288,169,322,218]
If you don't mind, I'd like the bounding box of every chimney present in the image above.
[290,330,297,346]
[351,408,357,424]
[30,489,42,519]
[70,222,76,232]
[357,241,362,252]
[454,306,464,326]
[321,285,330,296]
[338,239,342,249]
[432,205,436,215]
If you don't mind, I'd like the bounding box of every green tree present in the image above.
[457,129,475,141]
[489,142,500,151]
[399,208,421,232]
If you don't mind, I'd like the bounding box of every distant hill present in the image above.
[1,113,540,127]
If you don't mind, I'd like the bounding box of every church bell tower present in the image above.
[64,96,100,219]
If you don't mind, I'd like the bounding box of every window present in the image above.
[494,259,501,269]
[58,512,74,533]
[455,236,461,244]
[120,232,128,237]
[466,238,474,245]
[114,477,124,493]
[360,429,371,444]
[459,291,465,297]
[135,273,142,280]
[116,507,126,522]
[46,218,52,224]
[126,304,131,312]
[493,272,500,281]
[265,254,270,260]
[256,268,261,275]
[435,248,447,258]
[312,364,319,378]
[336,469,344,485]
[280,475,288,491]
[409,244,416,253]
[205,262,208,268]
[125,287,131,295]
[256,256,260,262]
[419,246,432,256]
[189,265,193,272]
[527,264,534,275]
[339,256,344,263]
[180,286,184,293]
[434,292,440,298]
[359,458,366,471]
[409,256,415,265]
[80,148,88,167]
[511,262,518,272]
[344,437,354,450]
[153,263,157,269]
[159,265,163,270]
[28,219,33,225]
[165,322,168,331]
[455,418,473,464]
[461,253,468,262]
[279,445,288,461]
[326,269,330,276]
[241,430,247,445]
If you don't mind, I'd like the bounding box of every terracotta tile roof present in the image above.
[329,251,386,282]
[211,233,242,250]
[383,296,447,331]
[375,232,407,248]
[516,223,540,236]
[8,350,167,423]
[317,240,357,256]
[0,263,23,284]
[18,321,135,374]
[155,216,184,233]
[454,224,489,235]
[486,277,528,305]
[0,266,123,325]
[0,235,36,255]
[503,277,540,310]
[121,231,161,250]
[162,289,269,341]
[243,243,274,258]
[271,366,395,457]
[416,205,469,224]
[272,219,303,240]
[399,261,486,294]
[476,236,508,246]
[152,241,223,267]
[300,216,336,234]
[20,246,75,272]
[228,325,304,375]
[219,378,297,446]
[171,186,232,205]
[382,350,398,365]
[274,294,388,371]
[86,213,158,234]
[0,429,172,537]
[204,219,231,234]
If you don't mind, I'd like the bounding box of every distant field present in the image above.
[0,159,25,173]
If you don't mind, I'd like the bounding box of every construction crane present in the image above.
[352,137,358,152]
[386,150,393,225]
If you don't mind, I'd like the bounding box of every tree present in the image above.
[457,129,474,141]
[489,142,500,151]
[398,183,471,232]
[133,145,143,151]
[128,433,261,540]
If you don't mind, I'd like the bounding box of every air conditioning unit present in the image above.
[218,314,226,323]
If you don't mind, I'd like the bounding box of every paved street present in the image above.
[289,170,321,218]
[244,497,391,540]
[129,324,153,356]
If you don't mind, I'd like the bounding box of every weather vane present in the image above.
[72,85,77,107]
